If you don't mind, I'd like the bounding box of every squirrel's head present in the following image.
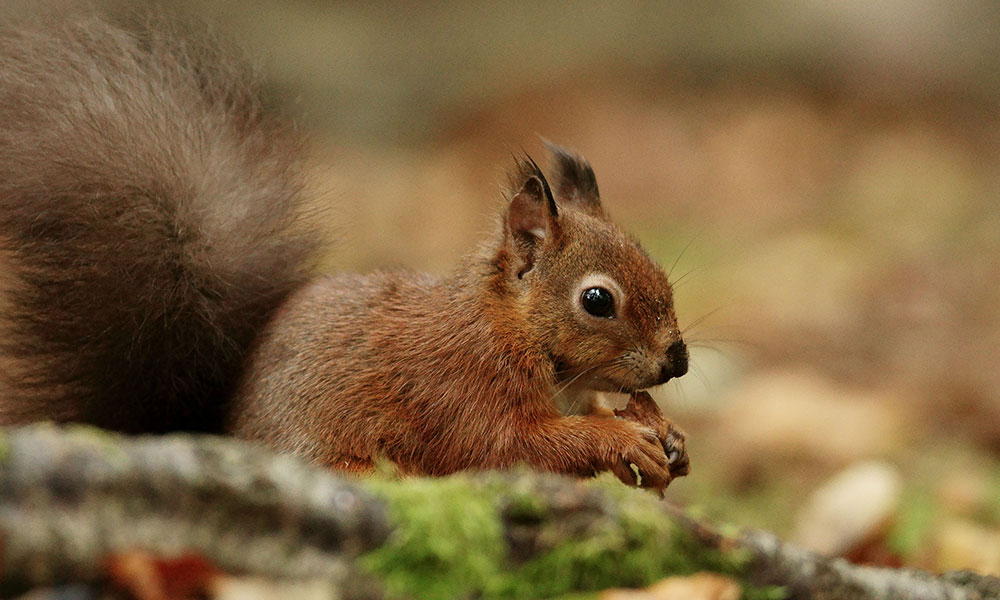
[498,143,687,393]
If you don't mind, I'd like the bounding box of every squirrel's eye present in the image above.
[581,287,615,318]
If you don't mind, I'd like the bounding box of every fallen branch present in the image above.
[665,505,1000,600]
[1,425,996,600]
[0,425,388,596]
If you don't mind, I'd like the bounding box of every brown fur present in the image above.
[0,14,688,488]
[0,15,321,432]
[230,153,689,488]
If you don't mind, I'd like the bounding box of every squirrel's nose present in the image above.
[658,340,688,383]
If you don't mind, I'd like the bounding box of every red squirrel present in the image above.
[0,14,689,490]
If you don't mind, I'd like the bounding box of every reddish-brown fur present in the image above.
[230,156,690,488]
[0,14,688,489]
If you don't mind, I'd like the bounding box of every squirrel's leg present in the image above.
[513,415,672,490]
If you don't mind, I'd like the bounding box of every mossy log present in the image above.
[0,425,996,599]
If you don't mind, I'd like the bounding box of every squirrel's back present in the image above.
[0,15,320,432]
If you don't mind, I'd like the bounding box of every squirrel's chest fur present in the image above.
[229,271,558,473]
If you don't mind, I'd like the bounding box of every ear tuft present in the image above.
[506,153,557,218]
[508,175,548,242]
[524,154,558,218]
[506,169,559,278]
[542,139,602,214]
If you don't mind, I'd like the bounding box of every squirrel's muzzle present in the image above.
[657,340,689,384]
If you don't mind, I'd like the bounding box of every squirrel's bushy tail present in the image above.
[0,15,321,432]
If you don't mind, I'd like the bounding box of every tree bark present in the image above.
[0,425,996,600]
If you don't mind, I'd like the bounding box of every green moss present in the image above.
[360,473,782,600]
[503,482,549,522]
[360,476,506,600]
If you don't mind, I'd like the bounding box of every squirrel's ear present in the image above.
[543,140,603,216]
[505,159,559,278]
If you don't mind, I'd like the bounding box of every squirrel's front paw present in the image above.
[614,391,690,481]
[603,420,672,491]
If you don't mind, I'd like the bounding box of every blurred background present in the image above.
[8,0,1000,576]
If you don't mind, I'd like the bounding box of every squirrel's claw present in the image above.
[661,424,690,478]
